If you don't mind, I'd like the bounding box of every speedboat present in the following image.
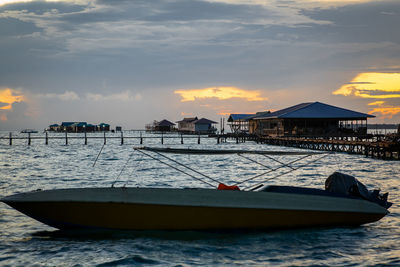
[1,147,391,231]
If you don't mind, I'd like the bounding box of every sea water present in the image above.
[0,131,399,266]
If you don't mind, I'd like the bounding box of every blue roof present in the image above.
[254,102,375,119]
[228,114,255,122]
[75,122,87,127]
[61,122,76,126]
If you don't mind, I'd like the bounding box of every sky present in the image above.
[0,0,399,130]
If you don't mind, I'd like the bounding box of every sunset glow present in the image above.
[333,73,400,99]
[369,106,400,119]
[174,86,268,102]
[0,88,25,110]
[368,101,385,106]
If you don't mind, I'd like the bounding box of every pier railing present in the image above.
[2,131,399,160]
[1,131,215,146]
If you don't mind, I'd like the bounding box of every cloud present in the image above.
[1,0,400,128]
[0,88,25,110]
[366,100,400,120]
[369,106,400,120]
[333,73,400,99]
[368,101,385,106]
[86,91,142,102]
[175,86,268,102]
[39,91,80,101]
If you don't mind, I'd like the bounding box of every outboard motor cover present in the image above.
[325,172,392,209]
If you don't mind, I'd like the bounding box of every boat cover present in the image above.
[325,172,392,209]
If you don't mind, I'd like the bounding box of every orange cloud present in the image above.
[368,101,385,106]
[174,86,268,102]
[0,88,25,110]
[369,107,400,119]
[180,112,193,116]
[333,73,400,99]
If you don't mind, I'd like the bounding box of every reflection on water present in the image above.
[0,131,399,266]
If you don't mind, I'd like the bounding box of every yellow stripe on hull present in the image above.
[9,201,385,230]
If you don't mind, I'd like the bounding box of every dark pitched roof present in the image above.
[176,117,198,123]
[156,119,175,126]
[195,118,217,124]
[253,102,375,120]
[228,114,255,122]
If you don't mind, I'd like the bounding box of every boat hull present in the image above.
[2,187,388,230]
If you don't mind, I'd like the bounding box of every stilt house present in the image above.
[249,102,375,137]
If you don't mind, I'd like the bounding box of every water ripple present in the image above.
[1,133,399,266]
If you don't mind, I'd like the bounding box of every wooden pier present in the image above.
[256,136,400,160]
[212,133,400,160]
[3,131,399,160]
[2,132,208,146]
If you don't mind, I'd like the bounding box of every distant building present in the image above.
[86,124,96,132]
[227,114,255,134]
[248,102,374,137]
[48,124,59,131]
[176,117,198,132]
[47,122,111,132]
[61,122,76,132]
[194,118,218,134]
[74,122,87,132]
[154,119,176,132]
[97,123,110,131]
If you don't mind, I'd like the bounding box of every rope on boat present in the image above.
[111,151,135,188]
[149,149,222,185]
[134,148,215,188]
[92,143,105,167]
[237,154,273,170]
[244,153,332,191]
[261,154,296,170]
[233,154,312,186]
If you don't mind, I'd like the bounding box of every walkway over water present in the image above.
[214,133,400,160]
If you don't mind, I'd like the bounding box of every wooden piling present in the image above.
[9,132,12,146]
[84,132,87,145]
[140,132,143,144]
[161,133,164,145]
[198,135,200,144]
[121,131,124,145]
[28,132,31,145]
[65,131,68,145]
[45,132,48,145]
[181,134,183,144]
[103,132,106,145]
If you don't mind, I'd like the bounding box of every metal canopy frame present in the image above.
[133,146,331,191]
